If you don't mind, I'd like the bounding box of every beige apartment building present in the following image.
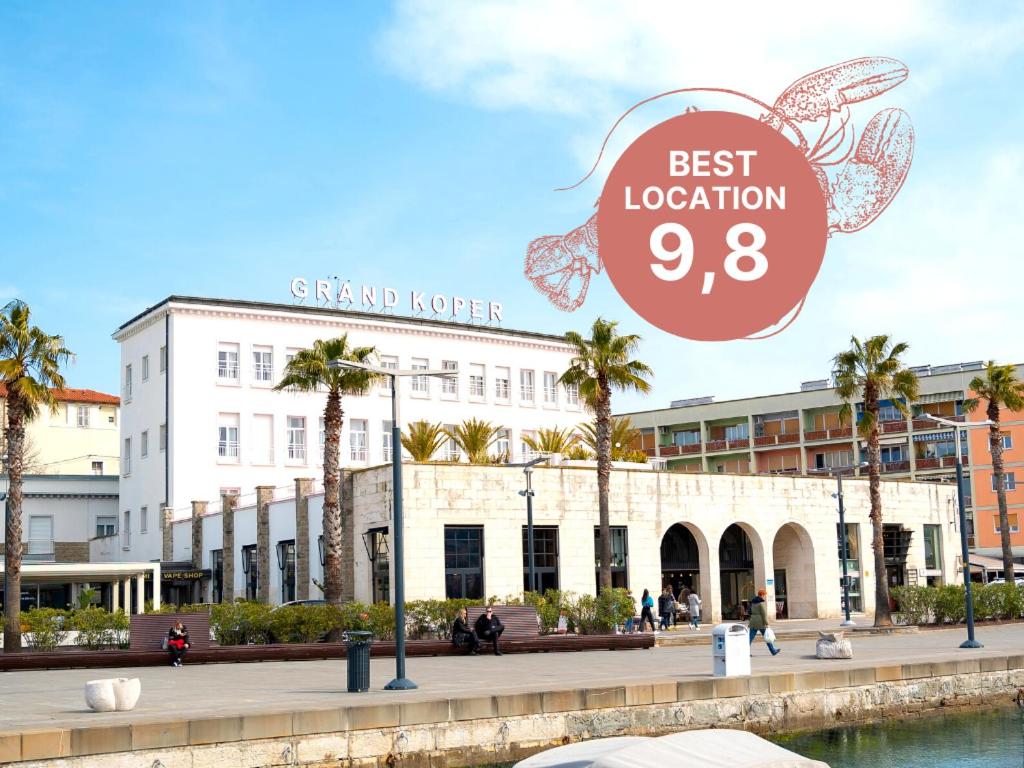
[0,385,120,476]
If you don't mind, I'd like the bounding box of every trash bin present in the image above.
[711,623,750,677]
[344,631,373,692]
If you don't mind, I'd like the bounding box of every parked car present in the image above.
[987,577,1024,586]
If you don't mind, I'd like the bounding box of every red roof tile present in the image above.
[0,383,119,406]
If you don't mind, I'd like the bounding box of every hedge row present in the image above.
[21,607,130,651]
[892,583,1024,625]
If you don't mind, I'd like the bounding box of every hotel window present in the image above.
[141,430,149,458]
[287,417,307,462]
[495,366,511,401]
[923,524,941,570]
[989,433,1013,451]
[495,428,511,460]
[217,343,240,382]
[814,449,854,469]
[142,354,150,382]
[210,550,224,604]
[124,364,133,401]
[95,516,116,538]
[543,372,558,404]
[278,539,297,603]
[350,419,368,461]
[242,545,259,601]
[725,423,750,441]
[520,370,535,403]
[877,403,903,422]
[122,437,131,476]
[566,382,580,407]
[673,430,700,446]
[91,460,104,475]
[409,357,428,395]
[991,472,1017,492]
[444,526,484,600]
[253,346,273,383]
[379,355,398,393]
[523,525,560,593]
[469,364,485,399]
[521,430,538,461]
[441,360,458,397]
[141,505,148,534]
[122,510,131,549]
[996,513,1020,534]
[253,414,274,465]
[382,420,393,462]
[218,413,240,462]
[594,526,629,590]
[159,423,167,452]
[159,345,167,373]
[77,405,90,428]
[443,423,460,461]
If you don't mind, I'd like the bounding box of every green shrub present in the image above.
[891,586,933,625]
[932,584,967,624]
[210,601,273,645]
[23,608,70,651]
[71,607,129,649]
[366,601,396,640]
[267,604,339,643]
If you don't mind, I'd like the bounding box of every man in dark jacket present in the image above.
[474,606,505,655]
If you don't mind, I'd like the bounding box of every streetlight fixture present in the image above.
[920,412,993,649]
[811,462,868,628]
[328,358,457,691]
[513,456,550,593]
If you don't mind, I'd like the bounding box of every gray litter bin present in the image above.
[711,623,751,677]
[344,631,373,692]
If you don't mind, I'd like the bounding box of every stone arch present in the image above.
[771,522,818,619]
[660,522,712,616]
[717,522,766,620]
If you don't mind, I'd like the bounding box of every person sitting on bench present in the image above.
[474,606,505,656]
[166,621,190,667]
[451,607,481,655]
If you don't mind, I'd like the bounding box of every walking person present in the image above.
[639,589,657,632]
[657,587,673,630]
[748,589,780,655]
[687,589,703,630]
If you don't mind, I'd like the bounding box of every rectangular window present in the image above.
[443,423,460,461]
[411,357,429,394]
[253,414,273,464]
[27,516,53,558]
[141,505,148,534]
[673,430,701,446]
[159,345,167,373]
[287,416,306,462]
[252,346,274,383]
[923,524,941,570]
[444,526,484,599]
[242,544,259,601]
[211,550,224,603]
[91,460,104,475]
[988,432,1013,452]
[77,405,90,428]
[379,355,398,393]
[382,420,393,463]
[122,437,132,476]
[594,526,629,590]
[368,527,391,604]
[124,364,133,401]
[218,413,240,462]
[141,430,149,458]
[814,450,855,469]
[278,540,297,603]
[495,366,511,400]
[725,423,750,441]
[95,516,116,538]
[350,419,368,461]
[996,513,1020,534]
[441,359,458,397]
[122,510,131,549]
[469,364,485,399]
[523,525,560,593]
[159,423,167,452]
[521,430,538,461]
[992,472,1017,492]
[566,382,580,407]
[217,343,240,382]
[878,403,903,422]
[496,428,510,460]
[142,354,150,382]
[520,370,535,402]
[543,372,558,404]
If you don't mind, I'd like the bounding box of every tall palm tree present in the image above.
[401,420,448,462]
[274,336,376,606]
[578,417,641,460]
[523,427,578,455]
[561,318,652,590]
[833,335,919,627]
[964,361,1024,581]
[447,418,501,464]
[1,301,72,652]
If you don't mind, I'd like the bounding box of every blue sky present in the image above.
[2,2,1023,411]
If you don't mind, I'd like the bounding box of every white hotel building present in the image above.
[112,295,586,568]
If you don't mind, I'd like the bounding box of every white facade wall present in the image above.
[113,297,584,564]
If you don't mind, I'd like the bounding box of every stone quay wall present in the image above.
[4,655,1022,768]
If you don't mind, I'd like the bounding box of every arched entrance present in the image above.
[772,523,818,619]
[660,523,703,599]
[719,524,756,620]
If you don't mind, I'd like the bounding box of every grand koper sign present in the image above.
[289,278,504,323]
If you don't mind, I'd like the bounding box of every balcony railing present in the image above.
[705,439,727,452]
[804,427,853,442]
[727,438,750,450]
[915,457,940,470]
[24,539,55,563]
[881,460,911,474]
[753,433,800,448]
[881,420,908,434]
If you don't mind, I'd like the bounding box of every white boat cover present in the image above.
[515,730,829,768]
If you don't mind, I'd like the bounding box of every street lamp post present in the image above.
[921,413,993,650]
[328,360,457,690]
[812,462,868,628]
[516,456,549,593]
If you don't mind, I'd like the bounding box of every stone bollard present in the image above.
[85,678,141,712]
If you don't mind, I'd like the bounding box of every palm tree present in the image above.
[560,318,652,590]
[578,417,641,460]
[274,336,376,606]
[523,427,578,455]
[401,420,448,462]
[964,361,1024,581]
[1,300,72,652]
[447,418,502,464]
[833,335,919,627]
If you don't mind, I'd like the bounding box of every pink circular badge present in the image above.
[598,110,828,341]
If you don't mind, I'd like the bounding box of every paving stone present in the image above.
[542,689,585,713]
[768,673,797,693]
[132,720,190,750]
[677,679,715,700]
[901,663,932,680]
[401,700,452,726]
[584,687,625,709]
[712,677,750,698]
[874,665,902,682]
[981,657,1008,672]
[624,684,654,706]
[189,716,243,746]
[293,708,347,736]
[495,693,543,717]
[21,729,70,760]
[652,681,678,703]
[0,732,20,763]
[241,712,293,740]
[349,704,401,730]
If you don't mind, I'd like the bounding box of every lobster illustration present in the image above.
[524,57,914,313]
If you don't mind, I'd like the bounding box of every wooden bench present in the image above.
[465,605,539,649]
[129,613,211,651]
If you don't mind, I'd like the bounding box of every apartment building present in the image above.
[620,361,1024,560]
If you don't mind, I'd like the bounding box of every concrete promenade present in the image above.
[1,622,1022,734]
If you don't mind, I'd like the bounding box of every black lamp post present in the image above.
[517,456,550,593]
[329,359,457,691]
